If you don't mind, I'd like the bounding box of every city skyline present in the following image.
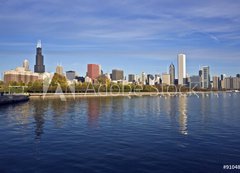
[1,44,240,82]
[0,0,240,78]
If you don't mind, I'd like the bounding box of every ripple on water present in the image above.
[0,96,240,173]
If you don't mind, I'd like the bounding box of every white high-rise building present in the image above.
[141,72,147,85]
[178,54,186,85]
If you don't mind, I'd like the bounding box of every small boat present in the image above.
[0,93,29,105]
[234,90,240,93]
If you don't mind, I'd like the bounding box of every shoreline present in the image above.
[28,91,235,99]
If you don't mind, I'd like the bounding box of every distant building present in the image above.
[162,73,170,85]
[85,76,92,83]
[141,72,147,85]
[112,69,124,81]
[66,71,76,81]
[155,74,161,85]
[147,74,155,85]
[202,66,210,89]
[212,76,219,90]
[233,77,240,90]
[169,63,175,85]
[221,74,226,80]
[135,74,140,83]
[237,74,240,78]
[219,74,226,89]
[56,65,63,76]
[199,70,203,87]
[224,77,233,90]
[174,79,178,85]
[106,73,111,80]
[105,73,111,81]
[23,59,29,71]
[128,74,135,83]
[221,80,225,89]
[87,64,101,80]
[189,76,201,88]
[75,76,85,83]
[178,54,186,85]
[4,60,39,84]
[199,70,202,77]
[34,40,45,73]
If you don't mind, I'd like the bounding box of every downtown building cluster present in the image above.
[2,41,240,90]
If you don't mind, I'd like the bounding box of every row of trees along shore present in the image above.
[0,73,215,93]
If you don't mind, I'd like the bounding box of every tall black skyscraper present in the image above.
[34,40,45,73]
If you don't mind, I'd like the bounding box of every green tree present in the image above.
[96,75,111,85]
[51,73,68,87]
[28,80,43,93]
[0,81,4,93]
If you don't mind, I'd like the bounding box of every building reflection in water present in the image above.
[163,96,176,118]
[32,98,48,140]
[111,97,124,120]
[87,97,124,127]
[178,96,188,135]
[50,99,69,128]
[87,98,101,128]
[9,102,31,126]
[167,97,178,123]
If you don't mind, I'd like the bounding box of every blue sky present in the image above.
[0,0,240,79]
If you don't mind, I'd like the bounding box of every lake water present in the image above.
[0,93,240,173]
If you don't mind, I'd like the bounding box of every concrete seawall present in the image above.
[28,91,216,99]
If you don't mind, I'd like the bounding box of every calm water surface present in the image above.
[0,93,240,173]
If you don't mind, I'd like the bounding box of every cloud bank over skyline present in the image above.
[0,0,240,77]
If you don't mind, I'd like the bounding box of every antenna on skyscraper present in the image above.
[37,40,42,48]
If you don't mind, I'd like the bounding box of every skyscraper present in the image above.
[224,77,233,90]
[202,66,210,89]
[141,72,147,85]
[128,74,136,83]
[112,69,124,81]
[212,76,219,90]
[221,74,226,80]
[169,63,175,85]
[34,40,45,73]
[87,64,101,80]
[233,77,240,89]
[56,65,63,75]
[199,70,202,77]
[23,59,29,71]
[178,54,186,85]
